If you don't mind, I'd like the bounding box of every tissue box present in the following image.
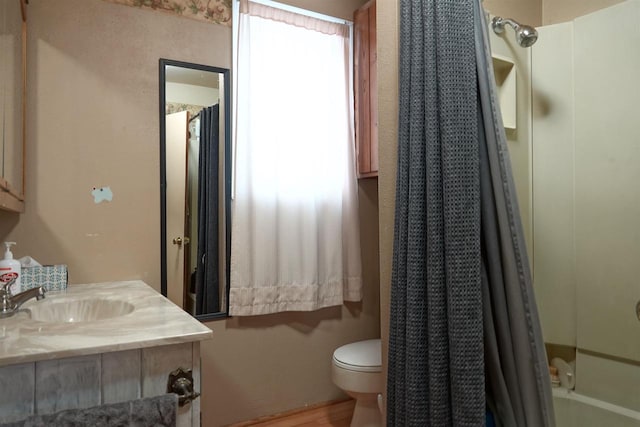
[21,265,68,292]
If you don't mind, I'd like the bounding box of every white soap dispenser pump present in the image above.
[0,242,21,295]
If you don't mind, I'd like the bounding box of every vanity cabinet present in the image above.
[0,281,212,427]
[0,343,202,427]
[0,0,26,212]
[354,0,378,179]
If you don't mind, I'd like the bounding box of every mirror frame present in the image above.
[159,58,232,321]
[0,0,27,213]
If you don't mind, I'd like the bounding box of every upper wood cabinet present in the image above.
[354,0,377,179]
[0,0,26,212]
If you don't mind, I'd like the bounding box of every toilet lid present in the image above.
[333,339,381,373]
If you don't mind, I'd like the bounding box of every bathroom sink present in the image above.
[26,298,135,323]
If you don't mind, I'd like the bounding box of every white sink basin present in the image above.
[27,298,135,323]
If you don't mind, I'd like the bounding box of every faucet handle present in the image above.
[1,277,17,292]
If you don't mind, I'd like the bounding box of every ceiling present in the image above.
[166,65,220,88]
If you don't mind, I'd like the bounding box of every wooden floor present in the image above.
[229,399,355,427]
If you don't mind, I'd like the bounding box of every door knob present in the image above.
[172,237,190,246]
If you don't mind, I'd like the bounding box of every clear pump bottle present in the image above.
[0,242,21,295]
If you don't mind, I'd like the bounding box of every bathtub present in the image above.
[553,388,640,427]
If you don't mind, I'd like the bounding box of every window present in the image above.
[229,0,362,316]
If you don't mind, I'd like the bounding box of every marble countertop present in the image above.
[0,280,212,366]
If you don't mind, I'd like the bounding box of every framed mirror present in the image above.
[0,0,26,213]
[159,59,231,321]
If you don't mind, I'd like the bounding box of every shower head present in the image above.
[491,16,538,47]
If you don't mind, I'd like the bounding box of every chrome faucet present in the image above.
[0,277,46,318]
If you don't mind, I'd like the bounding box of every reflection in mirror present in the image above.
[160,59,231,321]
[0,0,26,212]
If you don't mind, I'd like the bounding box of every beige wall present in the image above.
[376,0,398,419]
[0,0,380,426]
[279,0,368,19]
[542,0,624,24]
[0,0,231,286]
[484,0,542,26]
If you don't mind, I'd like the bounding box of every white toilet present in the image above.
[331,339,382,427]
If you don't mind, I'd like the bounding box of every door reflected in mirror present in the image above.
[160,59,231,321]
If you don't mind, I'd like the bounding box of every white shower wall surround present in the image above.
[553,388,640,427]
[530,0,640,424]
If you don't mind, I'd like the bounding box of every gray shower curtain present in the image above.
[195,104,220,315]
[387,0,555,426]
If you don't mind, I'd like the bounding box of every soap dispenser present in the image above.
[0,242,21,295]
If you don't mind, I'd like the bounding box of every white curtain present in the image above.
[230,0,362,316]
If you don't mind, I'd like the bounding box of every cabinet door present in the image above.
[143,343,199,427]
[354,0,378,179]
